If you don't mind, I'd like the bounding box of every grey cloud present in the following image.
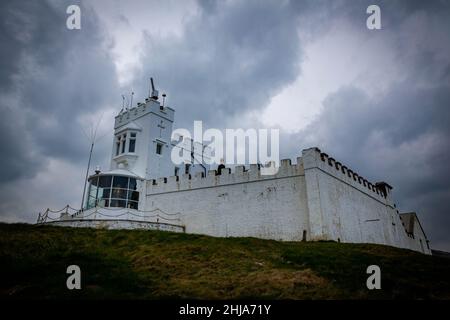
[0,0,449,252]
[132,0,302,130]
[131,0,450,250]
[276,0,450,250]
[292,81,450,250]
[0,0,119,183]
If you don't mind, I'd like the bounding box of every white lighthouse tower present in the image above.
[81,79,178,213]
[110,78,175,180]
[39,78,209,231]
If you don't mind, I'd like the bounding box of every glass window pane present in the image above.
[110,199,126,208]
[156,143,162,154]
[88,184,98,198]
[129,191,139,202]
[130,132,136,137]
[111,188,127,199]
[99,188,111,200]
[129,178,137,190]
[87,196,96,209]
[128,201,138,210]
[129,139,136,152]
[89,176,100,187]
[112,176,129,189]
[97,198,107,208]
[115,136,121,156]
[98,176,112,188]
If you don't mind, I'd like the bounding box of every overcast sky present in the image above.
[0,0,449,250]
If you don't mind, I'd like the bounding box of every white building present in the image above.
[39,81,432,254]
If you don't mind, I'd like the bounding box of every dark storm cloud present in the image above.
[132,0,302,130]
[132,0,450,130]
[0,0,119,183]
[287,0,450,250]
[294,82,450,250]
[0,0,448,251]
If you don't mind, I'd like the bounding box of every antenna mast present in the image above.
[120,94,125,112]
[130,91,134,108]
[80,114,104,211]
[150,77,159,100]
[148,78,152,97]
[80,141,94,211]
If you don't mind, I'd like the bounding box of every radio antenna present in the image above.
[120,94,125,112]
[130,91,134,108]
[151,77,155,91]
[80,112,104,211]
[150,77,159,100]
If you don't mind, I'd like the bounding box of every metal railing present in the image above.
[36,205,182,225]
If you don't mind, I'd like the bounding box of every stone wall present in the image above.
[145,159,310,241]
[302,147,430,254]
[138,147,431,254]
[44,219,184,232]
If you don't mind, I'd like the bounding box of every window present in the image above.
[115,132,137,155]
[174,167,179,176]
[115,136,120,156]
[156,143,163,155]
[121,134,126,153]
[85,175,140,210]
[129,132,136,153]
[115,134,127,156]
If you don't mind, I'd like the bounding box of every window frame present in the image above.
[128,132,137,153]
[85,174,140,210]
[156,142,163,155]
[114,130,138,156]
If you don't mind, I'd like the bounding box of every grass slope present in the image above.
[0,223,449,299]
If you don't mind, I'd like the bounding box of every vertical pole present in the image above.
[148,78,152,97]
[80,142,94,211]
[130,91,134,108]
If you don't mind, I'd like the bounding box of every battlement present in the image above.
[302,147,391,204]
[145,147,393,207]
[114,98,174,129]
[146,157,305,195]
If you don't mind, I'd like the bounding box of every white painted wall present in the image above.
[145,160,310,241]
[111,97,175,180]
[302,148,431,254]
[142,147,431,254]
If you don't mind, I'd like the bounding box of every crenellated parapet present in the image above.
[145,146,394,206]
[302,147,392,204]
[146,157,305,195]
[114,98,174,129]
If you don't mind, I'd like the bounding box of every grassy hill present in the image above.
[0,223,449,299]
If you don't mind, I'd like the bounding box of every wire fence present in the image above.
[36,205,182,225]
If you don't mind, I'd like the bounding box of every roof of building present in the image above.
[89,168,143,180]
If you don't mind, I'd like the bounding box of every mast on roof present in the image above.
[150,77,159,100]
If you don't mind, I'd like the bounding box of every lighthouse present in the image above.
[81,79,210,213]
[110,80,175,180]
[37,79,431,255]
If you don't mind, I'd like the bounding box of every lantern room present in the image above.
[85,169,143,210]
